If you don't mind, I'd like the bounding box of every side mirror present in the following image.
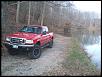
[42,31,46,35]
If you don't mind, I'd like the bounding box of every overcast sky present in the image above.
[72,1,101,18]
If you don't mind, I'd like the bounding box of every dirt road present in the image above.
[1,34,71,76]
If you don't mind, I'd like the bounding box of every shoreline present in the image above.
[62,37,101,75]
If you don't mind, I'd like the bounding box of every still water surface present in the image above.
[71,29,101,70]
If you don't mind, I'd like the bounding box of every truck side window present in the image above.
[27,27,33,33]
[31,27,41,34]
[37,27,41,34]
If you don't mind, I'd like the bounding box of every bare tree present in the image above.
[28,1,31,25]
[1,1,100,35]
[16,1,20,24]
[41,1,46,26]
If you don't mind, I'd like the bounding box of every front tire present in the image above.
[28,45,41,59]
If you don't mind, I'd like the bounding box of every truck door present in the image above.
[44,27,51,43]
[43,26,50,44]
[40,27,47,46]
[46,32,51,43]
[41,33,47,45]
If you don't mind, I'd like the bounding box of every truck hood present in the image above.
[7,32,39,40]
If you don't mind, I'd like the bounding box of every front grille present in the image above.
[11,38,25,44]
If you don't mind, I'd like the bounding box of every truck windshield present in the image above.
[19,26,41,34]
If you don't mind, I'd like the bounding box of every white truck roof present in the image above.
[42,26,48,32]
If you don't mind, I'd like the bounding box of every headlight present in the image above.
[6,37,10,41]
[25,40,33,44]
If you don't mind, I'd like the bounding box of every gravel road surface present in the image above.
[1,34,71,76]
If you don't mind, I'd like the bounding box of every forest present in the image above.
[1,1,101,36]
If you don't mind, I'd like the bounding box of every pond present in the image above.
[71,29,101,70]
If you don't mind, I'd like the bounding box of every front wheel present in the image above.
[28,45,41,59]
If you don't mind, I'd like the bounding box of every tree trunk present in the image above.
[41,2,46,26]
[28,1,31,25]
[16,1,20,24]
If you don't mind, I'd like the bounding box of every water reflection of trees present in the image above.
[72,29,100,45]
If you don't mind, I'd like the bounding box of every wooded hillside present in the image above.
[1,1,101,37]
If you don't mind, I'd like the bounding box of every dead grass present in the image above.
[62,38,101,76]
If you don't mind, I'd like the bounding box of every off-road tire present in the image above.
[28,44,41,59]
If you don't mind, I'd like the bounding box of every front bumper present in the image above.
[3,42,34,50]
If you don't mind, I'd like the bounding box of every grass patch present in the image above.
[69,38,91,64]
[62,37,100,75]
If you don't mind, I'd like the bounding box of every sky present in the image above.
[72,1,101,18]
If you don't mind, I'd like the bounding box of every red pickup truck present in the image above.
[4,25,54,59]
